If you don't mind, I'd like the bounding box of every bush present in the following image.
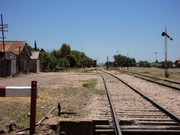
[66,54,77,67]
[139,61,151,68]
[114,54,136,67]
[57,58,70,68]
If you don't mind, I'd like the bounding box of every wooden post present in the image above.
[58,103,61,116]
[30,81,37,135]
[19,46,21,74]
[0,82,39,134]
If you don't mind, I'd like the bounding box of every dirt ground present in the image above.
[0,67,180,134]
[0,69,106,134]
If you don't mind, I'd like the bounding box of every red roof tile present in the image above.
[0,41,27,55]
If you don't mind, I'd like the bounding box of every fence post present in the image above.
[30,81,37,135]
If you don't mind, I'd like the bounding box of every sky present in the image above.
[1,0,180,63]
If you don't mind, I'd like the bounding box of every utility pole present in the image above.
[0,14,8,77]
[81,40,82,52]
[127,52,129,70]
[106,56,109,70]
[155,52,157,67]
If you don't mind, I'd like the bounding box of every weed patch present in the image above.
[74,69,92,73]
[140,71,150,74]
[83,79,98,89]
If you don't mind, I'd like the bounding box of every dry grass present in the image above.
[126,67,180,81]
[0,70,101,131]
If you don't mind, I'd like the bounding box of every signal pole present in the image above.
[161,25,173,78]
[164,25,168,78]
[155,52,157,67]
[0,14,8,77]
[106,56,109,70]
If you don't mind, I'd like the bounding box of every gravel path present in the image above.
[87,71,110,120]
[95,70,180,131]
[108,70,180,117]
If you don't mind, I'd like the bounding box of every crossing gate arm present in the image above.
[0,81,39,134]
[0,86,39,98]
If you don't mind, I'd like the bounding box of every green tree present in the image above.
[49,54,57,70]
[139,61,151,68]
[114,54,136,67]
[51,49,60,59]
[66,54,77,67]
[60,43,71,58]
[39,43,94,71]
[71,50,84,67]
[129,58,136,67]
[57,58,70,68]
[167,61,173,68]
[40,51,51,71]
[40,49,57,71]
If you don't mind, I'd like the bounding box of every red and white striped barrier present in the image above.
[0,86,39,97]
[0,81,39,134]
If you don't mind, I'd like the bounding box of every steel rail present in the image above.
[134,75,180,90]
[101,69,180,124]
[135,72,180,85]
[115,68,180,91]
[97,70,122,135]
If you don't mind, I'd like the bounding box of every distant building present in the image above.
[175,58,180,68]
[0,41,31,76]
[30,51,41,73]
[92,60,97,67]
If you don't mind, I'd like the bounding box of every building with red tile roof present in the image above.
[0,41,31,76]
[0,41,31,55]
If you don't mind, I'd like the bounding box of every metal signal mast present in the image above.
[161,25,173,78]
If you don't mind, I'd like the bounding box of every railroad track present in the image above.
[94,69,180,135]
[114,68,180,91]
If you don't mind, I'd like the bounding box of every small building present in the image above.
[30,51,41,73]
[0,41,31,76]
[175,58,180,68]
[0,52,17,76]
[92,60,97,67]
